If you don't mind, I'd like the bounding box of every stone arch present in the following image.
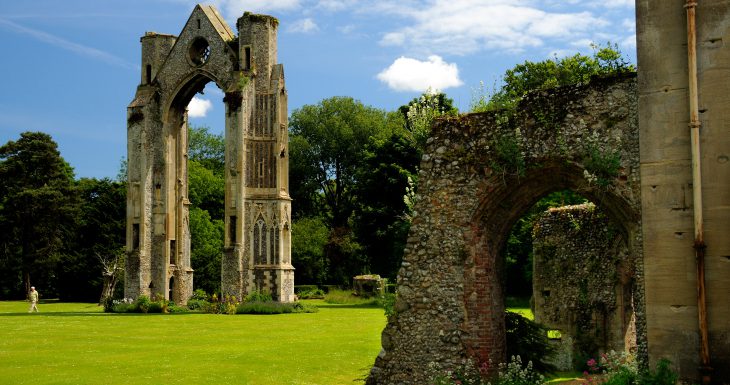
[125,5,294,305]
[368,73,643,384]
[462,161,641,369]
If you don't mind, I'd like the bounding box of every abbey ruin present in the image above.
[124,2,730,384]
[125,5,294,304]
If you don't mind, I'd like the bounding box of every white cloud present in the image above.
[188,97,212,118]
[288,18,319,33]
[622,34,637,50]
[374,1,608,55]
[377,55,463,92]
[338,24,357,34]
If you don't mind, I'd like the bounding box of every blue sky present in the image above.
[0,0,636,179]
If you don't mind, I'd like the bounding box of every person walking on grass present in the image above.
[28,286,39,313]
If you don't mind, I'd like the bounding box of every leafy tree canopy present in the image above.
[0,132,78,298]
[289,96,403,229]
[472,43,635,112]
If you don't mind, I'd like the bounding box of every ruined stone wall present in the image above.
[368,74,642,384]
[533,203,635,370]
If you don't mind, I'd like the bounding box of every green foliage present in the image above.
[188,125,225,175]
[186,298,209,311]
[106,295,176,314]
[504,190,587,298]
[289,96,401,229]
[324,289,379,306]
[582,145,622,187]
[290,97,405,285]
[398,90,458,150]
[297,288,325,299]
[186,126,226,295]
[639,359,678,385]
[428,356,546,385]
[353,133,420,280]
[60,178,126,302]
[472,43,634,113]
[505,312,557,374]
[0,132,79,299]
[381,292,396,318]
[188,160,224,218]
[235,301,318,314]
[584,351,678,385]
[244,290,273,303]
[492,131,526,178]
[191,289,208,301]
[135,295,151,313]
[291,217,329,285]
[189,207,223,295]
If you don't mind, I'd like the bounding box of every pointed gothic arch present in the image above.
[125,5,294,304]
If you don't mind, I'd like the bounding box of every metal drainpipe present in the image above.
[685,1,712,383]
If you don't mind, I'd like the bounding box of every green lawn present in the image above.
[0,300,386,385]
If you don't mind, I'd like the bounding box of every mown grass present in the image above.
[0,299,386,385]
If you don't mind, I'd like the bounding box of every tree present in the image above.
[289,97,402,229]
[59,178,126,301]
[289,97,403,284]
[353,133,421,279]
[291,217,329,285]
[0,132,78,299]
[472,43,634,112]
[189,206,223,295]
[186,125,226,293]
[188,125,225,175]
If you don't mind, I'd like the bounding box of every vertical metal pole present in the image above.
[685,1,712,383]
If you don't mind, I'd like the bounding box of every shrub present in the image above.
[191,289,208,301]
[640,359,677,385]
[102,297,115,313]
[298,288,325,299]
[111,302,133,313]
[245,290,272,303]
[294,285,318,294]
[324,289,379,306]
[134,295,151,313]
[147,301,164,313]
[236,301,318,315]
[428,356,546,385]
[583,351,678,385]
[505,312,556,374]
[381,293,396,318]
[167,304,189,313]
[186,298,209,311]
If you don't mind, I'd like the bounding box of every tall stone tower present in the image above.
[125,5,294,305]
[637,0,730,382]
[221,13,294,302]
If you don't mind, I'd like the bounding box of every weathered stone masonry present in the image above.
[368,74,643,384]
[126,5,294,304]
[533,204,636,371]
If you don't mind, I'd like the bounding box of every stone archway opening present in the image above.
[169,77,227,297]
[499,185,638,371]
[465,160,642,371]
[368,74,643,385]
